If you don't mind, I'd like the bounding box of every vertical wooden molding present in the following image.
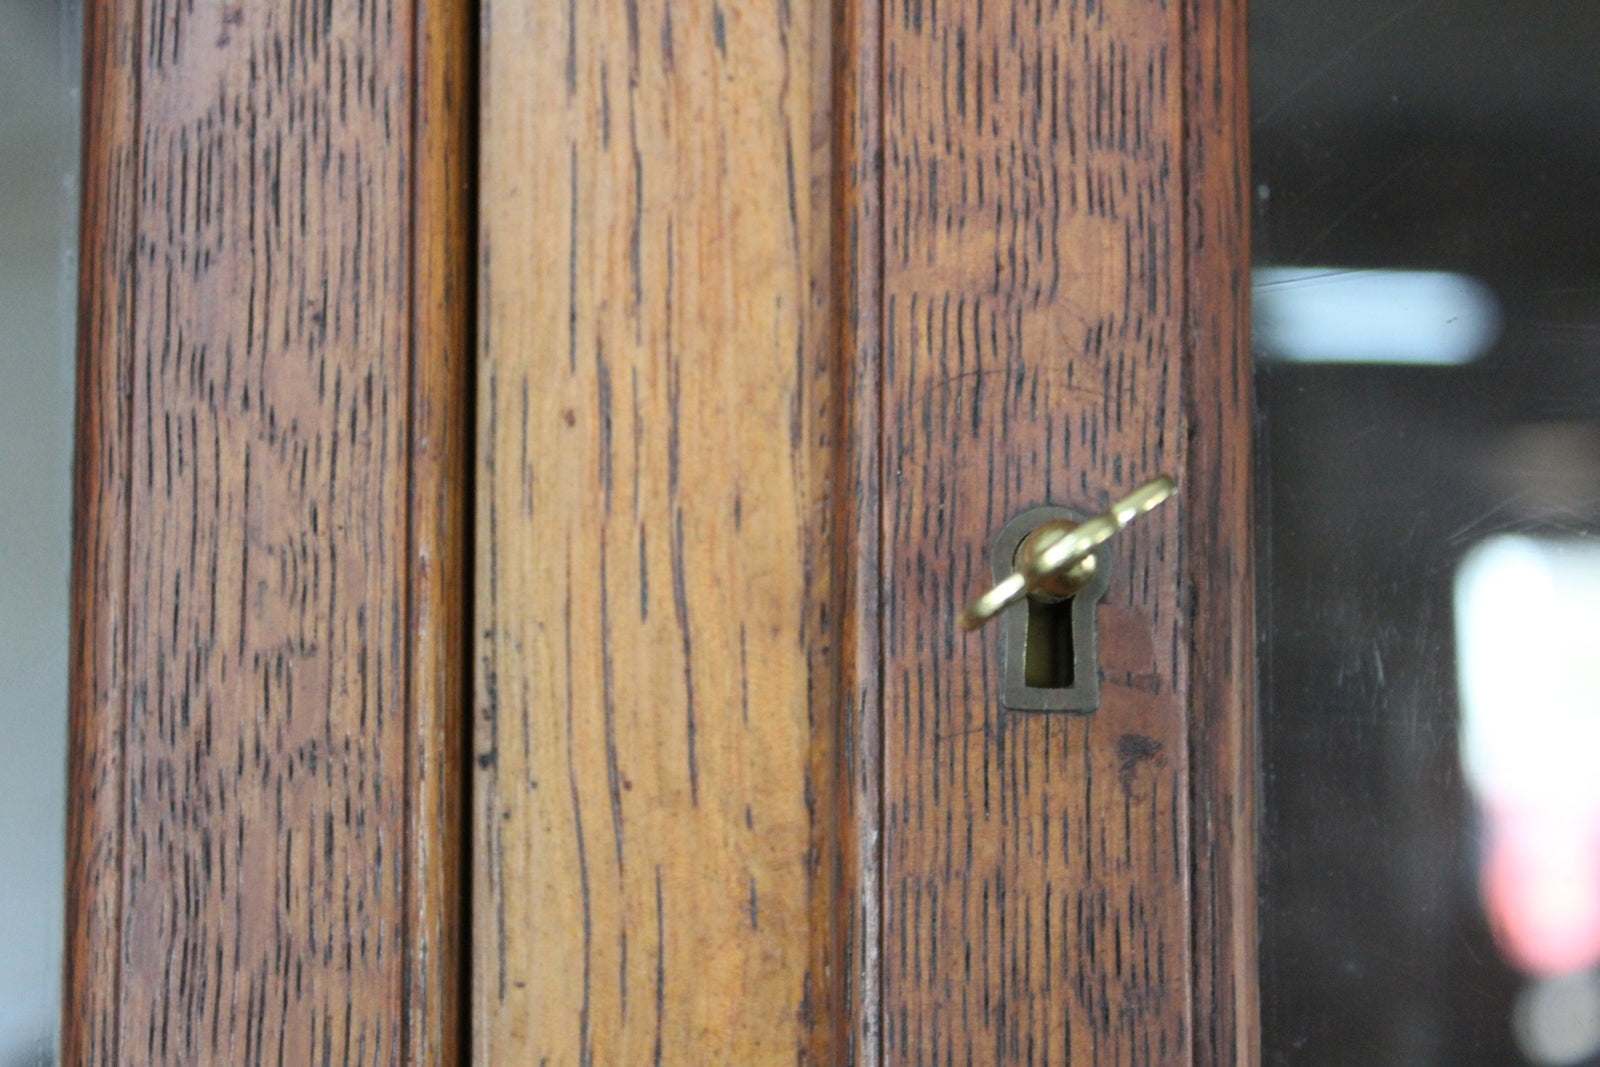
[874,0,1252,1061]
[474,1,861,1061]
[1183,0,1259,1063]
[63,0,473,1061]
[406,0,475,1060]
[834,0,885,1062]
[63,0,139,1061]
[473,1,1253,1062]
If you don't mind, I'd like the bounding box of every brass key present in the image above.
[958,476,1176,631]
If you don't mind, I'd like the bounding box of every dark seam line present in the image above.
[874,0,888,1062]
[114,0,147,1057]
[400,0,422,1058]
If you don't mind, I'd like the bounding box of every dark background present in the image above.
[1253,2,1600,1063]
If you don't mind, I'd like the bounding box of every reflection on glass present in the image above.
[1254,0,1600,1063]
[1255,267,1501,365]
[1517,973,1600,1067]
[1457,539,1600,1066]
[1457,538,1600,982]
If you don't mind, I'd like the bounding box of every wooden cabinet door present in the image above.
[66,0,1253,1064]
[65,1,472,1062]
[472,1,1255,1063]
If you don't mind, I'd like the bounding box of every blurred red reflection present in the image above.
[1457,536,1600,979]
[1483,804,1600,976]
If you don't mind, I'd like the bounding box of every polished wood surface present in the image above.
[474,1,855,1061]
[63,0,138,1059]
[68,0,1253,1060]
[63,0,472,1062]
[407,0,476,1058]
[835,0,886,1059]
[879,0,1193,1061]
[1183,2,1259,1064]
[478,1,1254,1064]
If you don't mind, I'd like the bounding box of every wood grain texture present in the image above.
[63,0,472,1062]
[834,0,886,1061]
[63,0,140,1059]
[1182,0,1258,1063]
[407,0,475,1059]
[476,0,1254,1063]
[474,1,857,1062]
[876,0,1247,1062]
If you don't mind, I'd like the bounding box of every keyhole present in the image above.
[1024,594,1076,688]
[990,504,1111,712]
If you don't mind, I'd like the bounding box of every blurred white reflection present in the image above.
[1515,972,1600,1067]
[1456,536,1600,978]
[1254,266,1502,364]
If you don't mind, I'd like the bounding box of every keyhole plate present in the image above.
[990,505,1111,712]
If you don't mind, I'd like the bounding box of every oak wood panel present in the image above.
[63,0,140,1059]
[64,0,472,1062]
[474,1,856,1062]
[1182,1,1259,1063]
[476,1,1254,1062]
[835,0,886,1060]
[876,0,1249,1062]
[407,0,476,1059]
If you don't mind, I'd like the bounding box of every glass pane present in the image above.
[1253,3,1600,1064]
[0,0,80,1063]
